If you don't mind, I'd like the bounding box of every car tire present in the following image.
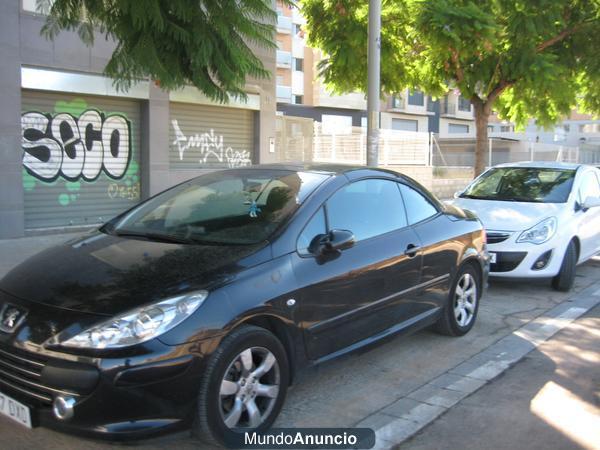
[194,325,289,447]
[434,264,481,337]
[551,240,577,292]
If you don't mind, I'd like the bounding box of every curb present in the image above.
[360,281,600,450]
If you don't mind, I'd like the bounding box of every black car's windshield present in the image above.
[461,167,576,203]
[106,169,329,245]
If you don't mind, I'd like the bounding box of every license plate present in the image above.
[0,391,32,428]
[489,252,497,264]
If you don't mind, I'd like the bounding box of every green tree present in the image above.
[302,0,600,175]
[39,0,284,103]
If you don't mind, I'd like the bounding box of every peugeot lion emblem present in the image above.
[0,303,27,333]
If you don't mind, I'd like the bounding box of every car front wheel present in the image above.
[194,325,289,447]
[552,240,577,292]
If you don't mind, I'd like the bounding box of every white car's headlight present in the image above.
[516,217,557,245]
[59,291,208,349]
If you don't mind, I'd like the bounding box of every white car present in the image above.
[452,162,600,291]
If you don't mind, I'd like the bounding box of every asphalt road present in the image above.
[0,233,598,449]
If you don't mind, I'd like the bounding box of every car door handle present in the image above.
[405,244,420,258]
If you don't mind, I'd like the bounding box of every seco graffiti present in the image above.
[171,119,252,168]
[21,110,132,182]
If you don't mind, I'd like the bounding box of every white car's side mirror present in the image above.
[453,191,462,199]
[582,196,600,210]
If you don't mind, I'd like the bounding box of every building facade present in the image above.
[0,1,277,238]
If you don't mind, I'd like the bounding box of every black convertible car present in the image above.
[0,165,488,445]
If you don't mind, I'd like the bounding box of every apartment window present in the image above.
[392,118,418,132]
[276,75,284,86]
[23,0,51,13]
[293,24,302,35]
[294,58,304,72]
[500,125,512,132]
[407,90,425,106]
[487,125,495,132]
[392,95,404,109]
[293,95,303,105]
[458,97,471,112]
[563,124,570,132]
[449,123,469,134]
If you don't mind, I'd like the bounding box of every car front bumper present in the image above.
[0,337,218,441]
[487,232,569,278]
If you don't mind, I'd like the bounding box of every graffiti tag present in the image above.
[21,110,132,181]
[171,120,252,168]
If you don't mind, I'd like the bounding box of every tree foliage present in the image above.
[39,0,284,103]
[302,0,600,173]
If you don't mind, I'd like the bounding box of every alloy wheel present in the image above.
[454,273,477,327]
[218,346,281,429]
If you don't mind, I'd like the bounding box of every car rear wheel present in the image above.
[434,264,481,336]
[552,240,577,292]
[194,325,289,447]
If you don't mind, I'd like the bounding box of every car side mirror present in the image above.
[309,229,355,255]
[582,196,600,210]
[453,190,462,199]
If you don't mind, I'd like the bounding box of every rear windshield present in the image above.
[460,167,576,203]
[107,169,329,244]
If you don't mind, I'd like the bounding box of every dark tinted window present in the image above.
[109,169,328,245]
[461,167,576,203]
[327,179,407,241]
[297,208,326,255]
[398,184,438,224]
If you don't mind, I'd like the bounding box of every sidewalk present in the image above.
[400,304,600,450]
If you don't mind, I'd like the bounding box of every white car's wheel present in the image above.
[551,240,577,292]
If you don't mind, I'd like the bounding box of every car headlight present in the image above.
[516,217,557,245]
[59,291,208,349]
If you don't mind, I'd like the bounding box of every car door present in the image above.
[576,171,600,259]
[398,183,458,316]
[291,178,423,361]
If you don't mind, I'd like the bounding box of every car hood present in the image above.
[451,198,565,231]
[0,231,270,317]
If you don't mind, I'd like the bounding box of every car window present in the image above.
[109,169,329,245]
[326,179,407,241]
[398,183,438,224]
[578,172,600,203]
[297,208,327,255]
[461,167,576,203]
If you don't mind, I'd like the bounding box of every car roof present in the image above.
[243,163,401,177]
[493,161,584,170]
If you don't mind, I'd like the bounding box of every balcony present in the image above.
[276,50,292,69]
[276,85,292,103]
[441,101,457,116]
[277,15,292,33]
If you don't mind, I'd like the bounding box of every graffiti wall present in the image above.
[21,92,141,229]
[169,102,255,169]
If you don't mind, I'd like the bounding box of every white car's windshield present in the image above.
[105,169,329,245]
[461,167,576,203]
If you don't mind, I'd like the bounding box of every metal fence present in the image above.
[432,136,600,168]
[275,116,431,167]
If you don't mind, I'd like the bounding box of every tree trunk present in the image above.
[472,100,491,176]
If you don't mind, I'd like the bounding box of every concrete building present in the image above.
[274,2,368,129]
[489,110,600,147]
[1,1,277,238]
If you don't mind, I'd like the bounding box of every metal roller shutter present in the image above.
[169,102,255,169]
[21,90,141,230]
